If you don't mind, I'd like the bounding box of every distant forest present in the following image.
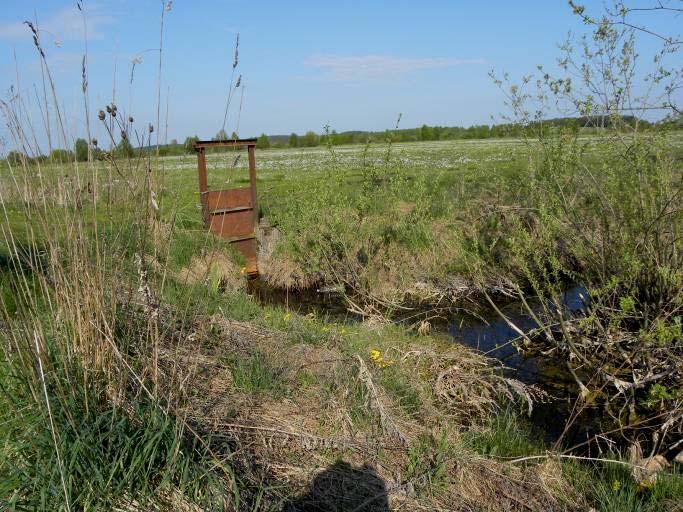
[230,114,682,151]
[272,115,679,148]
[4,115,682,163]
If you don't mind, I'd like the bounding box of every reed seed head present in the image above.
[232,33,240,69]
[98,110,106,121]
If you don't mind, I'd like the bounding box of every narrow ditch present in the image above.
[249,276,606,451]
[449,285,606,450]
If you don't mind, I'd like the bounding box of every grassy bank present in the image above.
[2,0,682,506]
[2,127,682,509]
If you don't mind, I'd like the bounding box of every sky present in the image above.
[0,0,681,152]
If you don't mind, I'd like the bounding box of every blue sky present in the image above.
[0,1,680,151]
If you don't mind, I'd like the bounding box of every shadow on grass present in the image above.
[282,461,389,512]
[0,240,47,274]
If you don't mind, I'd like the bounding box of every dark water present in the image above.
[449,286,605,449]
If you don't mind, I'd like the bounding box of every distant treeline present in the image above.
[3,116,682,163]
[278,115,672,148]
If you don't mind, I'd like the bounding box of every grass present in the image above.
[2,132,683,510]
[229,351,286,396]
[563,456,683,512]
[406,433,454,498]
[0,338,231,510]
[465,408,543,458]
[4,2,682,509]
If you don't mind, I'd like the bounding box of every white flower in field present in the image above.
[150,191,159,211]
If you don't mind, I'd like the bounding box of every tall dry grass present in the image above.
[0,8,238,509]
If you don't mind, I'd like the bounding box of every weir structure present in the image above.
[193,138,259,277]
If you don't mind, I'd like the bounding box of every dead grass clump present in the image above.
[151,220,174,251]
[452,456,581,511]
[258,253,320,290]
[114,488,206,512]
[271,342,343,380]
[399,345,547,424]
[151,308,575,510]
[204,314,272,349]
[175,250,244,291]
[394,201,416,215]
[257,219,321,290]
[356,354,411,446]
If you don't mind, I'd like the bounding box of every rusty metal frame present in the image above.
[193,138,259,276]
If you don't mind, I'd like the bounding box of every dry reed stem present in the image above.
[355,354,409,446]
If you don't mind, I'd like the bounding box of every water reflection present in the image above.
[449,286,602,446]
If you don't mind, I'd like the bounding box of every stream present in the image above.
[253,281,607,451]
[449,286,604,450]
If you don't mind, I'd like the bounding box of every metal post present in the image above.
[247,144,258,227]
[196,147,209,226]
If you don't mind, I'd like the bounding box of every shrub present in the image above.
[74,138,89,162]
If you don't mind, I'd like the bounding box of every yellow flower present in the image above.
[369,349,394,368]
[240,266,247,274]
[283,312,292,322]
[612,480,621,492]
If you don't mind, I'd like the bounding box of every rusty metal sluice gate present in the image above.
[193,138,259,277]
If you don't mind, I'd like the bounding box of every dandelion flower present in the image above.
[369,349,394,368]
